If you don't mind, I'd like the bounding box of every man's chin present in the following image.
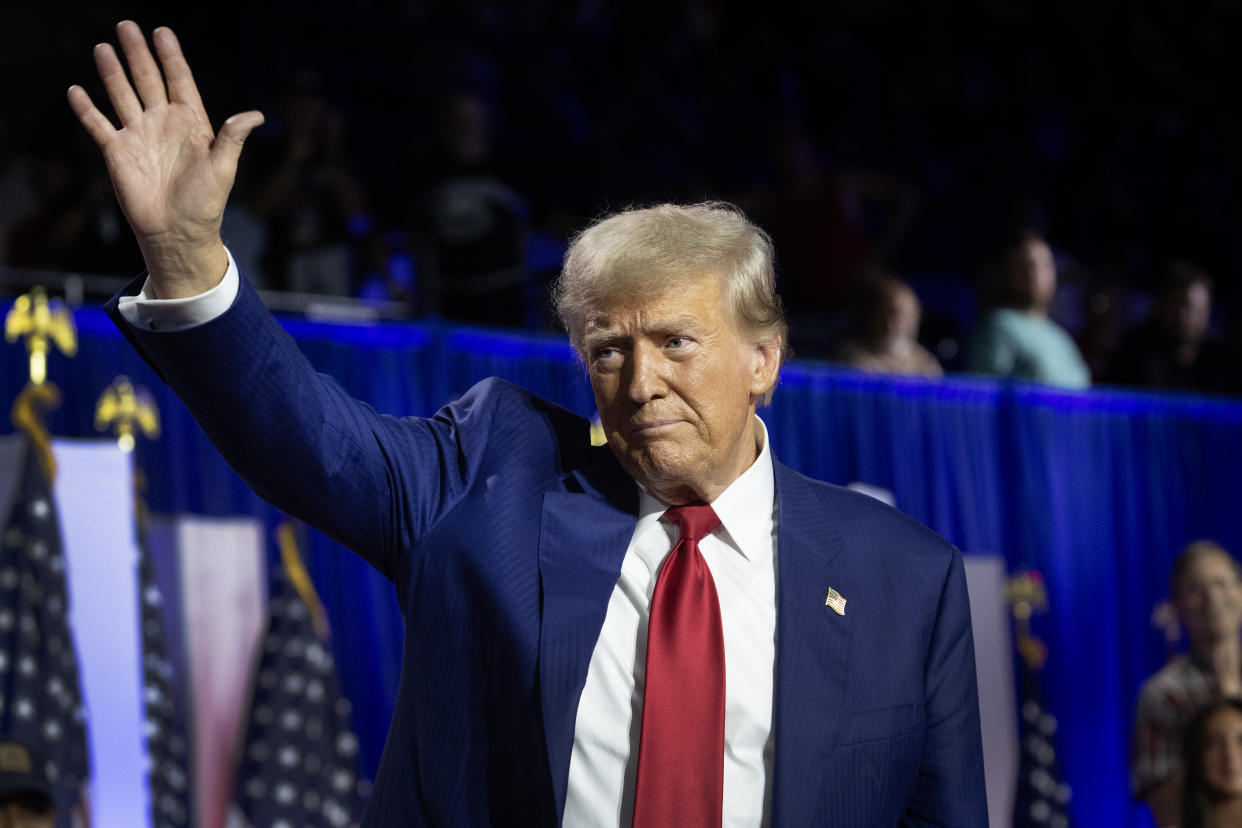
[622,453,696,494]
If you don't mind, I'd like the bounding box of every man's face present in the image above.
[1176,552,1242,646]
[884,284,921,344]
[1010,238,1057,311]
[582,274,780,505]
[1203,707,1242,796]
[1162,282,1211,344]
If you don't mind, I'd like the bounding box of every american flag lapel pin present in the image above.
[825,587,847,616]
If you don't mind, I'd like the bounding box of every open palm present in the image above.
[67,22,263,292]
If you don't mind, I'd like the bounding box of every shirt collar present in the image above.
[635,417,776,561]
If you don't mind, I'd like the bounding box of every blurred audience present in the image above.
[1,3,1239,395]
[834,272,942,378]
[1133,541,1242,828]
[1107,263,1228,394]
[1181,698,1242,828]
[1076,268,1128,383]
[407,93,532,326]
[247,70,368,296]
[967,231,1091,388]
[756,119,921,319]
[4,147,140,277]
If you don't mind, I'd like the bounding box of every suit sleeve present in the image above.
[105,273,486,581]
[903,545,989,826]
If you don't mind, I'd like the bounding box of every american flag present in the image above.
[0,438,90,826]
[232,553,367,827]
[1013,660,1072,828]
[136,523,190,827]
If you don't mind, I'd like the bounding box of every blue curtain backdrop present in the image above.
[4,298,1241,827]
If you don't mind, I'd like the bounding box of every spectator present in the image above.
[1133,541,1242,827]
[0,739,56,828]
[759,119,920,318]
[1180,698,1242,828]
[410,93,531,326]
[6,149,141,277]
[834,272,942,378]
[248,69,368,296]
[967,231,1091,388]
[1107,262,1227,393]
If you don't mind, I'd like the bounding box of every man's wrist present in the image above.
[118,247,240,331]
[137,235,229,299]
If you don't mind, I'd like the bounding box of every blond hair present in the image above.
[554,202,788,362]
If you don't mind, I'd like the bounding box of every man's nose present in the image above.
[625,343,667,404]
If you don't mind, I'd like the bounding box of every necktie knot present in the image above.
[662,503,720,544]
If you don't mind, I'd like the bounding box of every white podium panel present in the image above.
[53,439,147,828]
[964,554,1020,828]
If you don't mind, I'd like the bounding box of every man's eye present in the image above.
[666,337,689,349]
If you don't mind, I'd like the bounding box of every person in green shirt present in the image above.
[967,230,1090,388]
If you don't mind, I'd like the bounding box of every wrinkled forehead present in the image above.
[575,269,728,337]
[1178,551,1242,593]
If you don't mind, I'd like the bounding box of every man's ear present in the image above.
[749,335,782,405]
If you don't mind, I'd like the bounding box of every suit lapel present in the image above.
[770,463,856,827]
[537,448,637,821]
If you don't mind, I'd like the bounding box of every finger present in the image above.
[66,85,119,147]
[116,20,168,110]
[151,27,205,114]
[211,111,266,173]
[94,42,143,125]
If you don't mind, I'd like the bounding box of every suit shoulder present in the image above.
[784,466,958,563]
[444,377,593,464]
[454,377,588,430]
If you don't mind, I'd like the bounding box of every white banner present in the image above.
[53,439,146,828]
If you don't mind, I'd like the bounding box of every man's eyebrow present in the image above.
[582,314,708,345]
[581,325,622,345]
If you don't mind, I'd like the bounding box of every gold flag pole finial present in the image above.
[10,383,62,482]
[276,521,331,642]
[95,376,160,453]
[1006,570,1050,671]
[5,287,77,386]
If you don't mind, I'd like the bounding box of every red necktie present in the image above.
[632,504,725,828]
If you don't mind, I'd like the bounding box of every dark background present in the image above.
[6,3,1241,273]
[3,0,1241,353]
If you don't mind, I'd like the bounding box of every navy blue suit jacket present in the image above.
[107,276,987,826]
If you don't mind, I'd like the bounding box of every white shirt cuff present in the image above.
[117,248,240,331]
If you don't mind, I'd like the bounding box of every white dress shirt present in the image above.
[121,254,780,826]
[564,426,778,828]
[116,251,239,329]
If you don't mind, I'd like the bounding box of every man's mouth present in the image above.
[630,419,682,435]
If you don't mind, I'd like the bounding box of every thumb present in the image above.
[211,110,265,172]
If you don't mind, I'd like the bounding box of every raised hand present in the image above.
[67,21,264,298]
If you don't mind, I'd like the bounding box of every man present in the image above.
[834,272,943,378]
[1133,540,1242,827]
[69,22,986,825]
[1108,263,1226,393]
[0,740,56,828]
[967,231,1091,389]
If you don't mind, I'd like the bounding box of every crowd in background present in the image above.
[1134,541,1242,828]
[2,0,1240,394]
